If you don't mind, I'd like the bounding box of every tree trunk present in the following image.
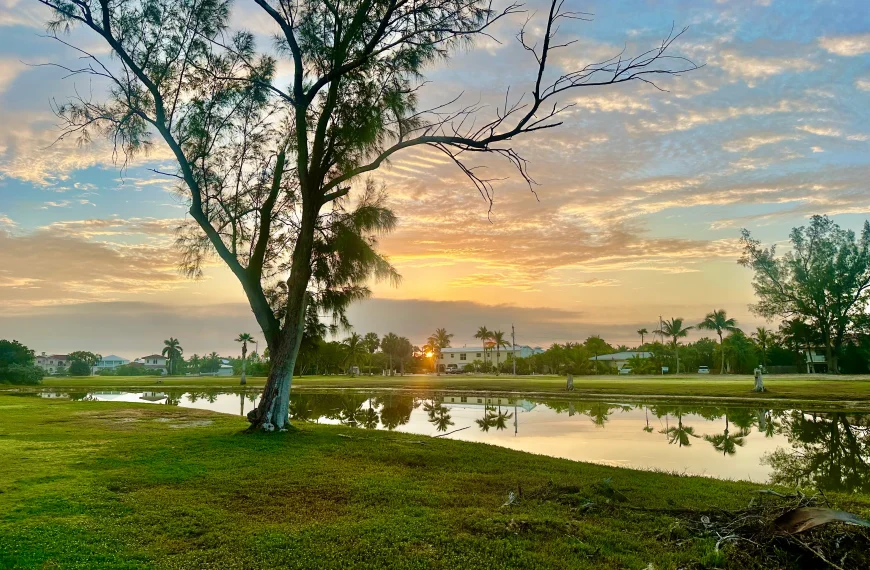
[240,346,247,385]
[719,332,725,374]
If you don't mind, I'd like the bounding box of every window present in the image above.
[450,354,454,359]
[460,354,466,361]
[476,353,481,357]
[476,398,482,404]
[460,396,467,403]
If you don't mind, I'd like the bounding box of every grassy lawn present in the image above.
[34,373,870,402]
[2,394,868,569]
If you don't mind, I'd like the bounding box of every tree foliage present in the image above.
[740,215,870,373]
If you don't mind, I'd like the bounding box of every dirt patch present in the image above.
[168,420,214,429]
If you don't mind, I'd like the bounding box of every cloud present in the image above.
[819,33,870,56]
[0,302,261,357]
[856,78,870,92]
[716,51,818,84]
[0,59,26,94]
[634,100,816,133]
[797,124,842,137]
[722,133,801,152]
[0,219,188,308]
[578,278,619,287]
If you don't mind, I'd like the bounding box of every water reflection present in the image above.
[38,389,870,492]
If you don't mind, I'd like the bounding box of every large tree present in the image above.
[428,328,453,375]
[38,0,696,430]
[740,216,870,374]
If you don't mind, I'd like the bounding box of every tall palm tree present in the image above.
[474,326,493,370]
[491,330,511,375]
[342,332,367,376]
[699,309,740,374]
[235,333,255,385]
[637,328,648,347]
[162,338,183,376]
[653,318,693,374]
[428,328,453,375]
[752,327,774,369]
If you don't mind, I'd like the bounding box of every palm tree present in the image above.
[653,318,693,374]
[474,326,493,370]
[423,401,454,432]
[704,413,747,456]
[235,333,255,385]
[491,330,511,375]
[660,411,699,447]
[381,332,400,375]
[189,354,201,374]
[162,338,183,376]
[342,332,367,376]
[699,309,740,374]
[752,327,774,369]
[428,328,453,375]
[637,328,648,348]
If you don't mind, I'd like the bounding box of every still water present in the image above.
[35,389,870,492]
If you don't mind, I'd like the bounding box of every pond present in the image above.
[29,389,870,493]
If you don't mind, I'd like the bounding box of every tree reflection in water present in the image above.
[162,389,867,493]
[763,411,870,494]
[423,400,454,433]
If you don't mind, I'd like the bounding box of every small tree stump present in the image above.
[566,374,574,391]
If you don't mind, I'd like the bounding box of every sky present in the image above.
[1,0,869,358]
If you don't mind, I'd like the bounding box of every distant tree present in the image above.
[68,351,101,376]
[189,354,202,374]
[236,333,256,385]
[698,310,739,374]
[636,328,648,347]
[396,337,414,376]
[654,318,693,374]
[722,330,759,374]
[740,216,870,373]
[162,338,184,375]
[428,328,453,375]
[381,333,401,375]
[474,326,493,369]
[752,327,774,369]
[490,331,511,375]
[342,333,367,376]
[362,332,380,374]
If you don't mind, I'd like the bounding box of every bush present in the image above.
[0,364,43,385]
[69,360,92,376]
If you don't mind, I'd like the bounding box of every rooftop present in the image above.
[589,351,653,362]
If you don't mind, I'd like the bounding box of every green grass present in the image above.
[34,373,870,403]
[1,395,868,569]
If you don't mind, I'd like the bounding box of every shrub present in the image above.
[0,364,43,385]
[69,360,92,376]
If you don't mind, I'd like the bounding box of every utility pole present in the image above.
[511,324,517,376]
[659,315,664,375]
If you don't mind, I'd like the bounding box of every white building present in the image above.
[35,353,69,374]
[589,351,653,372]
[133,354,169,374]
[93,355,130,373]
[438,345,544,371]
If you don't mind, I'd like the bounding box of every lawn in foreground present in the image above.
[1,395,869,569]
[39,373,870,402]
